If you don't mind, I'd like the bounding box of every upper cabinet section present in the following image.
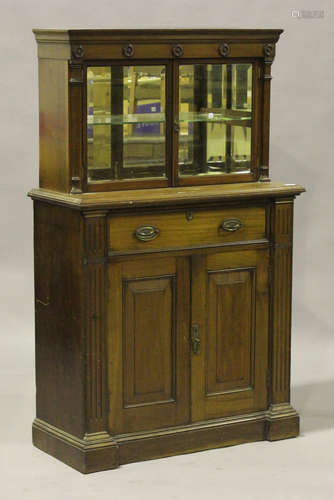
[33,29,283,193]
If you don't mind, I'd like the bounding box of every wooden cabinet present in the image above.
[30,29,305,473]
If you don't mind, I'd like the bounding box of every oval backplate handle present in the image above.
[135,225,160,242]
[220,218,243,232]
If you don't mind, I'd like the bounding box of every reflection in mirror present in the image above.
[87,65,166,182]
[178,63,252,177]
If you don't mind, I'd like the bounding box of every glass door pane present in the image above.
[178,63,252,177]
[87,65,167,182]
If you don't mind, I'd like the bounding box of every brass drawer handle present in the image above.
[220,218,243,232]
[134,225,160,242]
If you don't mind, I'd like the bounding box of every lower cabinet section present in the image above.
[108,248,269,435]
[32,195,303,473]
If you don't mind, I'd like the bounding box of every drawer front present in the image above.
[108,206,267,253]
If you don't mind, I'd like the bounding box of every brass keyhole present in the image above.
[191,325,201,354]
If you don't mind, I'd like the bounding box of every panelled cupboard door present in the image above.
[191,249,269,422]
[108,255,190,434]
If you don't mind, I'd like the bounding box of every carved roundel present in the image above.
[264,43,275,57]
[72,45,84,59]
[122,43,135,58]
[172,44,184,58]
[218,43,230,57]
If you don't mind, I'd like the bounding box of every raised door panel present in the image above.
[123,276,175,407]
[206,268,255,396]
[191,249,269,422]
[108,256,190,434]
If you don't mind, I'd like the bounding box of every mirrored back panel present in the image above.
[178,63,253,177]
[87,65,167,183]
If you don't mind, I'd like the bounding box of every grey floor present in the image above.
[1,298,333,500]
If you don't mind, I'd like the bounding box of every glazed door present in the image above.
[175,61,258,186]
[108,255,190,434]
[191,249,269,422]
[86,62,171,190]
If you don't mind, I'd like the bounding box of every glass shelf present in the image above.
[178,110,251,125]
[87,112,165,126]
[87,75,162,86]
[87,111,251,127]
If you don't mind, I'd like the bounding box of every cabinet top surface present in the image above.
[29,181,305,210]
[33,28,283,42]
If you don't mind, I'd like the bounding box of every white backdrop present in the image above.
[0,1,333,498]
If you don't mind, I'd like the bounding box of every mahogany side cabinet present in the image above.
[29,29,305,473]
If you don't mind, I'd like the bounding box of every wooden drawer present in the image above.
[108,206,267,253]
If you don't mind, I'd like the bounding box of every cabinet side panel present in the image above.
[34,201,84,437]
[38,59,70,192]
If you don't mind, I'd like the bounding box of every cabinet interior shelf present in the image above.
[88,110,251,126]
